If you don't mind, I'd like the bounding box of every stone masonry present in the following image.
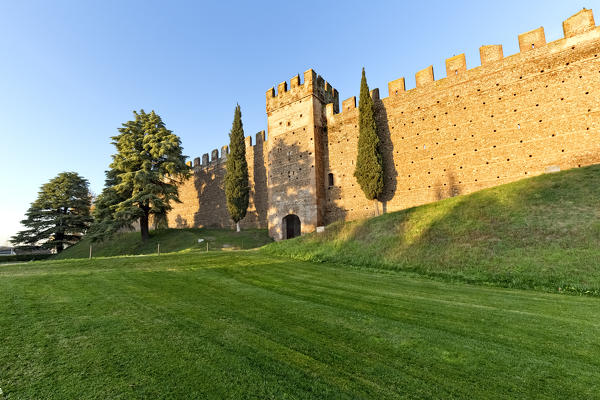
[168,9,600,240]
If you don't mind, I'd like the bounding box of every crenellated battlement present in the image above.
[518,27,546,52]
[393,8,594,95]
[190,130,268,170]
[446,54,467,76]
[326,89,381,122]
[324,8,598,122]
[564,8,595,37]
[480,45,503,65]
[266,69,339,113]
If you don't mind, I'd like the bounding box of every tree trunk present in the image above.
[140,213,150,242]
[236,221,240,232]
[55,231,64,253]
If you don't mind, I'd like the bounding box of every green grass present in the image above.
[1,251,599,399]
[54,228,272,260]
[264,165,600,295]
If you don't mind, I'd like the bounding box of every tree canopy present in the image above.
[354,68,384,201]
[91,110,189,242]
[224,104,249,231]
[11,172,92,253]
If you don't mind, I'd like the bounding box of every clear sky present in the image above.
[0,0,592,245]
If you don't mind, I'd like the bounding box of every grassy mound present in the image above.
[264,165,600,295]
[55,228,272,259]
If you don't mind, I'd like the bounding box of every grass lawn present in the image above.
[1,251,598,399]
[265,165,600,295]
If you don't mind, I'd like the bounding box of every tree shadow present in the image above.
[192,165,230,228]
[266,140,309,237]
[266,137,346,239]
[248,133,268,229]
[373,95,398,213]
[435,170,461,201]
[321,120,348,226]
[174,214,188,229]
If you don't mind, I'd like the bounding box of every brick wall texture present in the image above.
[168,9,600,240]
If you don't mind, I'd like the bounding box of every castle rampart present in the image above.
[168,8,600,239]
[167,130,268,230]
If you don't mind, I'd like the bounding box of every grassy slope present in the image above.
[265,165,600,295]
[54,228,272,259]
[1,252,599,399]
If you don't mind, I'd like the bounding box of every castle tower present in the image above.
[265,69,339,239]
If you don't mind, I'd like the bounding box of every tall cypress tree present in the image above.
[354,68,384,205]
[225,104,249,232]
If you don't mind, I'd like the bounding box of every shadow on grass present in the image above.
[55,228,273,260]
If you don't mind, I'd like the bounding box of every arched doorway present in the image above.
[282,214,301,239]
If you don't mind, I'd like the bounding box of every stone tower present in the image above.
[265,69,339,239]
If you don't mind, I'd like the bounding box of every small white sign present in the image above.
[316,226,325,233]
[197,238,205,243]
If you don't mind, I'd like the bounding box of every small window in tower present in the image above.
[328,173,334,187]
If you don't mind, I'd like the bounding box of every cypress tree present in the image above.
[354,68,384,205]
[225,104,249,232]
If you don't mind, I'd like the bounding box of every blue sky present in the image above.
[0,0,592,245]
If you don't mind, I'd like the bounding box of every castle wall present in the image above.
[168,8,600,239]
[167,131,268,229]
[324,9,600,222]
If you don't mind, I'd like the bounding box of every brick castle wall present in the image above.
[167,131,268,230]
[168,9,600,239]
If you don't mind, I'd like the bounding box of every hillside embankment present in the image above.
[264,165,600,295]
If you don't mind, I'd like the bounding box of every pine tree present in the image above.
[91,110,190,242]
[11,172,92,253]
[225,104,249,232]
[354,68,384,204]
